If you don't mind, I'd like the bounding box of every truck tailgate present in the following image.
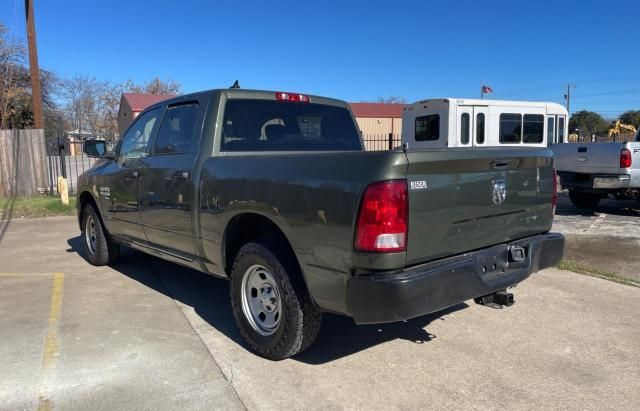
[405,148,554,266]
[553,142,623,174]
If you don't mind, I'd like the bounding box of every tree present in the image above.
[121,77,180,95]
[619,110,640,129]
[61,75,109,136]
[0,23,62,133]
[569,110,609,136]
[376,96,406,104]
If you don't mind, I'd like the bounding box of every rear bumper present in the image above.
[346,233,564,324]
[558,171,630,192]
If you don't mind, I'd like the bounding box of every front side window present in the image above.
[558,116,566,143]
[460,113,470,145]
[499,113,522,143]
[523,114,544,143]
[221,99,361,151]
[476,113,485,144]
[546,117,555,144]
[415,115,439,141]
[119,108,161,159]
[154,103,199,154]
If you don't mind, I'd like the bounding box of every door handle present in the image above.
[175,171,190,179]
[130,171,139,178]
[492,159,513,169]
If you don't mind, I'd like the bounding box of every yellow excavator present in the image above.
[608,120,637,138]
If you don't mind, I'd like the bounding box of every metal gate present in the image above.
[45,138,116,195]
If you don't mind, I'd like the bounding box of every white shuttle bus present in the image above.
[401,98,568,149]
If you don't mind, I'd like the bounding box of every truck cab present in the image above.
[401,98,568,149]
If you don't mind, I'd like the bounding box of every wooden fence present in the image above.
[0,129,48,197]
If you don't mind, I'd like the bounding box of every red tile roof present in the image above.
[122,93,175,112]
[349,103,405,118]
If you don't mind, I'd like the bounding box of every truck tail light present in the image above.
[355,180,408,253]
[620,148,632,168]
[551,168,558,217]
[275,92,310,103]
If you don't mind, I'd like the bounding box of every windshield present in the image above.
[221,99,362,151]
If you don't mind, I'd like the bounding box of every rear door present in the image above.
[404,148,554,266]
[139,100,204,258]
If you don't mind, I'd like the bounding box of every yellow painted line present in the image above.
[37,272,65,411]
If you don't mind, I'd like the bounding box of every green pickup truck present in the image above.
[77,88,564,359]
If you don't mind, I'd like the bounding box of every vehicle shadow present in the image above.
[555,192,640,217]
[67,235,468,364]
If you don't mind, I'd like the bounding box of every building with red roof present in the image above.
[349,103,405,150]
[117,93,175,135]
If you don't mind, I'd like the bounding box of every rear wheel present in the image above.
[81,203,120,266]
[230,239,321,360]
[568,190,601,209]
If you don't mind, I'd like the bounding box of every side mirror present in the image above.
[84,139,107,158]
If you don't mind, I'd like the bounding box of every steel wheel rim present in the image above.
[241,264,282,336]
[85,214,97,254]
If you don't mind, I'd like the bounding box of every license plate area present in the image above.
[476,242,530,278]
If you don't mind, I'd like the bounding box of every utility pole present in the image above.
[564,84,575,116]
[25,0,44,129]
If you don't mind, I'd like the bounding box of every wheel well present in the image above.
[223,213,297,275]
[78,192,101,227]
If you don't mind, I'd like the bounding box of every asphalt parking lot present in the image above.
[1,214,639,410]
[554,191,640,282]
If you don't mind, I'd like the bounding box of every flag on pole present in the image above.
[481,85,493,94]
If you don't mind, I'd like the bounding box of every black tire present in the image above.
[229,239,321,360]
[568,190,601,209]
[80,203,120,266]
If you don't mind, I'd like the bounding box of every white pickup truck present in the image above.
[552,130,640,208]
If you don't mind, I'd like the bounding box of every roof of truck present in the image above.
[407,98,567,114]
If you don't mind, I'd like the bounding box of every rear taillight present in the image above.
[551,168,558,217]
[620,149,632,168]
[275,92,310,103]
[355,180,408,253]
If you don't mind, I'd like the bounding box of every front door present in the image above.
[457,106,488,147]
[104,107,162,243]
[140,101,202,258]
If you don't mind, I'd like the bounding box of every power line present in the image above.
[571,88,640,98]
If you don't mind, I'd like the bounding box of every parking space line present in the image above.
[37,272,65,411]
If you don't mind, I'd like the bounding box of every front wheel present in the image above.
[568,190,601,209]
[230,240,321,360]
[81,203,120,266]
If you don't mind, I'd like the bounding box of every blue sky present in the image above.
[2,0,639,117]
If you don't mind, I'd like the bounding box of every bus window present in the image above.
[546,117,555,144]
[558,116,566,143]
[460,113,470,145]
[523,114,544,143]
[476,113,485,144]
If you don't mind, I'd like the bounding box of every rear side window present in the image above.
[499,113,522,143]
[221,99,361,151]
[523,114,544,143]
[154,103,199,154]
[415,115,439,141]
